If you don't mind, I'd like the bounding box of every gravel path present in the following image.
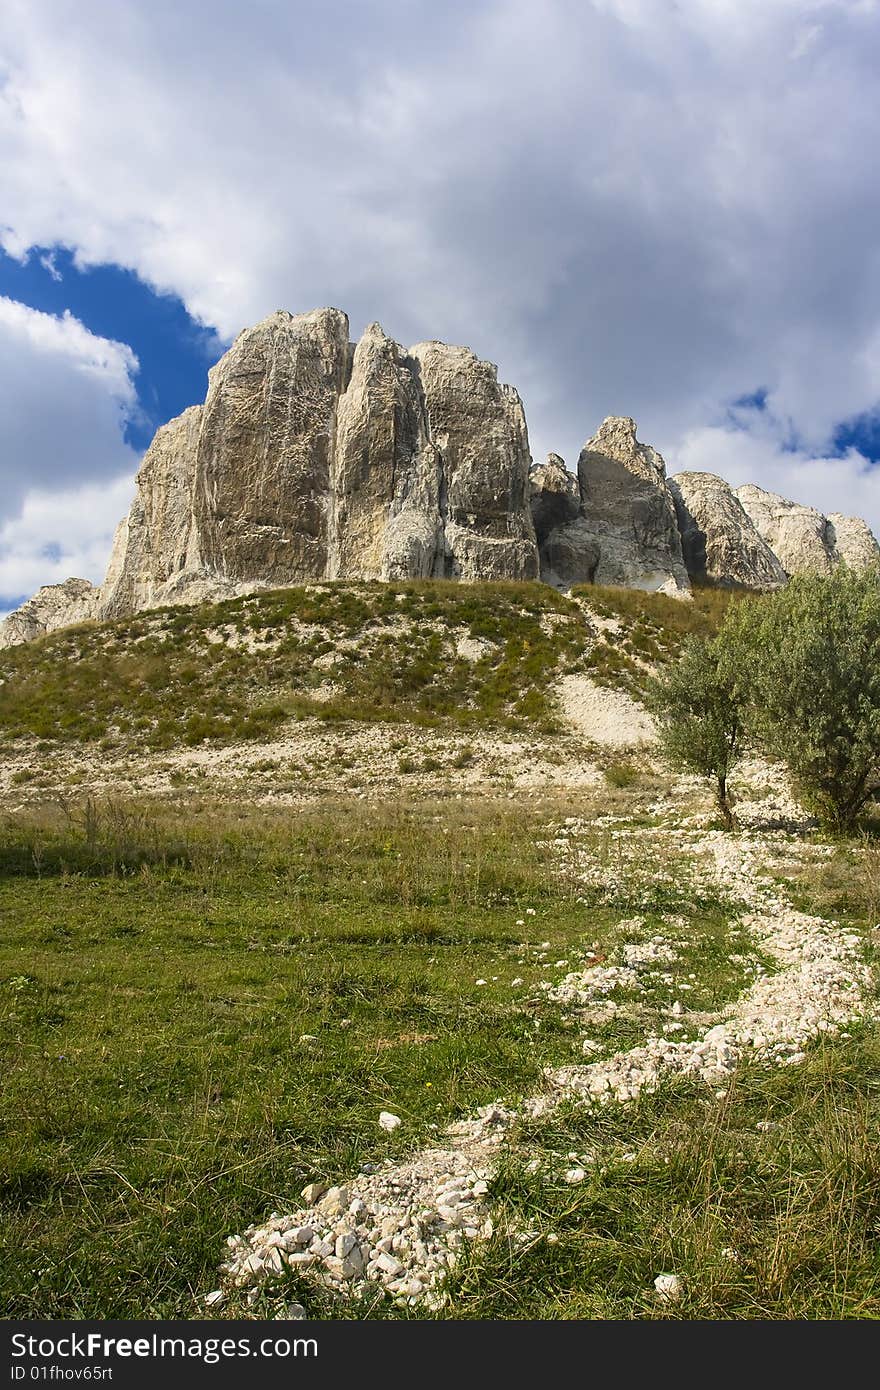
[209,822,872,1313]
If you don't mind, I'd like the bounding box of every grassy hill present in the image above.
[3,579,875,1322]
[0,579,731,754]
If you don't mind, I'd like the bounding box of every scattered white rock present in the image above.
[654,1273,683,1304]
[300,1182,327,1206]
[212,821,871,1314]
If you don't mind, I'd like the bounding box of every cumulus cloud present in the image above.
[0,297,139,601]
[0,474,135,605]
[1,0,879,598]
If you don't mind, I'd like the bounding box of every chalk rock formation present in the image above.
[734,484,836,577]
[825,513,880,571]
[530,455,599,588]
[530,454,580,542]
[669,471,786,589]
[574,417,690,593]
[102,310,537,607]
[0,578,100,649]
[409,341,538,580]
[330,323,441,581]
[735,484,880,577]
[101,405,204,617]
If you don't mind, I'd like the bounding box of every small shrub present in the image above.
[604,760,639,789]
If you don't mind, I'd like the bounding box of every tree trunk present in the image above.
[717,774,736,831]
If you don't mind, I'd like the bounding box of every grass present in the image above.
[0,793,757,1320]
[572,582,738,701]
[0,579,738,760]
[1,577,875,1322]
[444,1033,880,1319]
[0,582,591,753]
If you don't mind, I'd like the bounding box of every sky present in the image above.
[1,0,879,616]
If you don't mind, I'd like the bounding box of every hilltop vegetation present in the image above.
[0,580,734,758]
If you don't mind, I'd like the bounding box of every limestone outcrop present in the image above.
[530,454,580,543]
[735,484,880,577]
[410,341,538,580]
[826,513,880,571]
[734,485,836,577]
[0,578,100,649]
[101,405,204,618]
[2,304,879,650]
[94,307,539,629]
[530,455,599,588]
[329,323,441,581]
[571,417,690,593]
[669,472,787,589]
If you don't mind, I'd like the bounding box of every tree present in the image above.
[647,634,745,830]
[736,566,880,833]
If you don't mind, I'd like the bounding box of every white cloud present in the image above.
[0,297,139,516]
[0,474,135,604]
[0,296,139,601]
[0,0,879,596]
[0,295,137,398]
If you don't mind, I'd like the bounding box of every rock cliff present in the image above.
[2,305,878,648]
[0,578,101,649]
[528,417,692,594]
[669,472,787,589]
[735,484,880,578]
[97,307,539,625]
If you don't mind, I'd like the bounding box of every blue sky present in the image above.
[0,247,222,452]
[1,0,879,614]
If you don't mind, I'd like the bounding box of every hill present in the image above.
[1,578,877,1322]
[0,580,731,807]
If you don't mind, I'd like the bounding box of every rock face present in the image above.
[530,455,600,588]
[101,405,204,618]
[734,484,836,577]
[2,304,879,649]
[669,472,787,589]
[91,308,539,633]
[571,417,690,593]
[194,309,351,585]
[329,323,441,581]
[825,513,880,572]
[530,454,580,543]
[735,484,880,577]
[0,578,100,649]
[410,342,538,580]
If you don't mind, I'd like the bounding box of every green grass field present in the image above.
[1,793,877,1320]
[1,581,877,1320]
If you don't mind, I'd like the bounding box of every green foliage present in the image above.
[733,568,880,833]
[650,568,880,835]
[0,582,589,749]
[572,583,739,701]
[646,636,745,828]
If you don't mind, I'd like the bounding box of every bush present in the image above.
[647,635,745,829]
[651,567,880,836]
[735,567,880,833]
